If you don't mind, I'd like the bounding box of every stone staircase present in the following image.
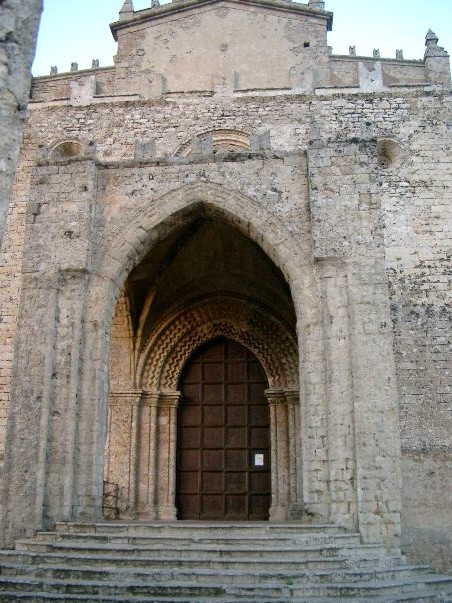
[0,522,451,602]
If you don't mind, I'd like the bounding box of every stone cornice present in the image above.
[110,0,333,41]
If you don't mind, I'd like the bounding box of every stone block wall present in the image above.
[0,84,450,566]
[30,68,116,103]
[380,93,452,570]
[112,0,331,96]
[329,57,427,90]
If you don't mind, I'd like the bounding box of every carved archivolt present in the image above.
[174,129,251,157]
[138,295,298,392]
[48,139,83,160]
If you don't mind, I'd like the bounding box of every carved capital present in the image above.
[285,389,300,406]
[140,390,181,408]
[265,389,287,406]
[109,389,143,407]
[140,391,160,408]
[159,391,182,409]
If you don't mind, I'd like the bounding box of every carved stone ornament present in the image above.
[138,294,299,392]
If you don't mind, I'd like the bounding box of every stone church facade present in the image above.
[0,0,451,574]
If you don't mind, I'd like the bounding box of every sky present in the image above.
[32,0,452,77]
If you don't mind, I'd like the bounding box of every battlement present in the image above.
[31,1,450,102]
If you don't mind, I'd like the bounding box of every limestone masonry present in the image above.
[0,0,451,582]
[0,0,42,244]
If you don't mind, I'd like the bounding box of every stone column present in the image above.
[266,390,290,520]
[285,390,303,518]
[106,390,142,517]
[139,392,159,519]
[156,392,181,520]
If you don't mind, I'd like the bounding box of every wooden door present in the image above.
[176,338,270,520]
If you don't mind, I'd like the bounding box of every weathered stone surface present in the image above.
[0,0,450,582]
[1,522,452,601]
[0,0,42,246]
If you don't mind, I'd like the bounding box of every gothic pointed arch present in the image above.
[79,181,324,524]
[95,182,317,311]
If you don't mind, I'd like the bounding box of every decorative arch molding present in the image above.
[174,129,251,157]
[96,181,316,307]
[137,295,299,392]
[48,139,84,160]
[78,181,322,524]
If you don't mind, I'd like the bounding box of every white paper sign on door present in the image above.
[254,454,264,466]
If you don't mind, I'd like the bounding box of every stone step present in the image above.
[0,561,436,588]
[53,521,345,537]
[34,530,362,548]
[11,545,392,571]
[4,549,351,571]
[2,522,451,602]
[0,550,354,575]
[0,574,451,599]
[0,590,449,603]
[20,540,376,559]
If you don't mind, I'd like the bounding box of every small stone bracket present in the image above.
[134,139,157,161]
[250,131,271,152]
[358,61,386,92]
[70,75,97,106]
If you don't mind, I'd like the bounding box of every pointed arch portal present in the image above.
[107,291,302,521]
[2,163,402,550]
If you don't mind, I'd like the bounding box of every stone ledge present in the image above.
[110,0,333,41]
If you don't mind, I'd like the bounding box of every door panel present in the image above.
[176,338,270,520]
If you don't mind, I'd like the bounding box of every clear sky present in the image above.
[32,0,452,77]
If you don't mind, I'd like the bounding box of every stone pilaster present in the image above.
[285,390,303,519]
[107,390,142,517]
[266,390,290,520]
[156,392,181,519]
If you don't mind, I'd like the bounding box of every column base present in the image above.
[269,505,288,521]
[288,503,305,520]
[157,504,177,520]
[137,504,158,520]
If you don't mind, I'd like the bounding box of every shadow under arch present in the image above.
[96,182,315,298]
